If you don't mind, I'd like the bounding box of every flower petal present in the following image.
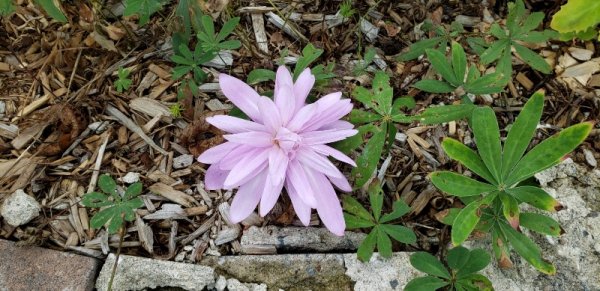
[229,170,267,223]
[301,129,358,145]
[223,148,270,188]
[318,120,355,131]
[302,99,353,132]
[293,68,315,109]
[286,102,319,132]
[268,147,289,186]
[224,131,273,147]
[197,142,238,164]
[275,83,295,125]
[205,163,230,190]
[327,174,352,192]
[285,180,311,226]
[219,73,261,121]
[219,145,253,170]
[286,159,318,208]
[257,96,282,133]
[274,66,293,98]
[306,168,345,236]
[296,148,344,178]
[206,115,266,133]
[259,172,285,216]
[310,144,357,166]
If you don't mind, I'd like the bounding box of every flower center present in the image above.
[274,127,302,155]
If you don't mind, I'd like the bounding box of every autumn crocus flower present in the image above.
[198,66,357,236]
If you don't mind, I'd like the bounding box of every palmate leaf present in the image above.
[505,122,593,186]
[447,246,470,270]
[491,228,513,269]
[429,171,497,197]
[451,41,467,84]
[519,212,563,236]
[380,199,411,223]
[376,226,393,258]
[380,224,416,244]
[506,186,562,212]
[370,72,393,115]
[368,183,384,221]
[404,276,449,291]
[455,249,491,277]
[357,228,378,262]
[98,174,118,199]
[247,69,276,85]
[342,195,374,222]
[397,37,445,61]
[349,109,381,124]
[456,274,493,291]
[413,104,475,124]
[501,91,544,180]
[472,107,503,183]
[294,43,323,80]
[0,0,15,16]
[479,39,509,65]
[413,80,455,93]
[441,138,497,184]
[513,43,551,74]
[410,252,451,279]
[451,200,483,246]
[425,48,460,86]
[550,0,600,34]
[352,123,387,188]
[499,191,520,229]
[123,0,167,26]
[344,213,376,229]
[498,221,556,274]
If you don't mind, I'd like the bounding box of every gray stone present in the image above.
[240,226,366,253]
[1,189,41,226]
[120,172,140,184]
[202,253,353,291]
[172,154,194,169]
[345,253,419,291]
[96,254,215,291]
[215,275,227,291]
[0,239,100,291]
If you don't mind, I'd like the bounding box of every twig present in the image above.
[87,131,110,193]
[106,105,168,155]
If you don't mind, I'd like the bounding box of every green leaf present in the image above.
[344,213,376,229]
[90,208,115,230]
[200,15,215,40]
[123,0,166,26]
[0,0,15,16]
[410,252,451,279]
[352,124,386,188]
[429,171,497,197]
[219,39,241,50]
[357,228,378,262]
[333,123,374,154]
[342,195,374,222]
[520,12,545,33]
[404,276,449,291]
[456,249,491,277]
[491,227,512,268]
[370,72,393,115]
[124,182,143,200]
[520,212,563,236]
[425,48,460,86]
[480,39,509,65]
[490,23,507,39]
[413,104,475,124]
[499,191,520,229]
[36,0,67,22]
[81,192,112,208]
[513,43,551,74]
[506,186,562,212]
[438,208,461,225]
[518,31,553,43]
[499,221,556,274]
[442,138,497,184]
[451,41,467,84]
[247,69,276,85]
[507,0,526,33]
[465,72,506,95]
[472,107,503,183]
[413,80,455,93]
[98,175,118,198]
[380,224,416,244]
[172,66,193,80]
[456,274,494,291]
[122,198,144,215]
[447,246,470,270]
[380,199,411,223]
[506,122,593,186]
[392,96,416,112]
[550,0,600,34]
[107,211,124,233]
[294,43,323,80]
[501,91,544,179]
[397,37,444,61]
[451,201,484,246]
[368,183,384,221]
[376,226,393,258]
[216,17,240,41]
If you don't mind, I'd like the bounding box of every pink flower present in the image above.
[198,66,357,236]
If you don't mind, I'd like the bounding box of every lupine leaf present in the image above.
[429,171,497,197]
[413,104,475,124]
[472,107,503,182]
[380,199,411,223]
[352,124,386,188]
[499,221,556,274]
[376,226,392,258]
[123,0,167,26]
[456,274,494,291]
[333,123,375,154]
[520,212,563,236]
[501,91,544,179]
[371,72,393,115]
[216,17,240,42]
[357,228,378,262]
[98,174,118,199]
[410,252,451,279]
[480,39,509,65]
[349,109,381,124]
[344,213,376,229]
[294,43,323,80]
[0,0,15,16]
[451,200,483,246]
[513,43,551,74]
[124,182,143,200]
[491,227,512,269]
[404,276,449,291]
[90,208,115,230]
[36,0,67,22]
[392,96,416,113]
[397,37,444,61]
[447,246,470,270]
[442,138,497,184]
[499,191,520,229]
[342,195,374,222]
[381,224,416,244]
[369,183,384,221]
[413,80,455,93]
[451,41,467,84]
[425,48,460,86]
[506,186,562,212]
[456,249,491,277]
[81,192,113,208]
[247,69,276,84]
[506,122,593,186]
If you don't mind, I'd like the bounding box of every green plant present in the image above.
[123,0,169,26]
[405,247,493,291]
[171,43,215,100]
[114,67,133,93]
[35,0,67,22]
[339,0,356,19]
[429,91,593,274]
[470,0,555,75]
[551,0,600,40]
[414,41,507,96]
[0,0,15,16]
[336,71,475,188]
[353,47,376,76]
[196,15,241,54]
[343,182,416,261]
[81,174,144,234]
[169,102,183,118]
[398,21,464,61]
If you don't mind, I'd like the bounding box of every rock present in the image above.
[0,239,100,291]
[120,172,140,184]
[215,275,227,291]
[173,154,194,169]
[96,254,215,291]
[240,226,366,253]
[467,159,600,290]
[0,189,41,226]
[226,278,267,291]
[202,253,353,290]
[583,149,597,168]
[359,18,379,42]
[345,253,418,290]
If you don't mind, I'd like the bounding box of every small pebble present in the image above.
[583,149,597,168]
[121,172,140,184]
[0,189,41,226]
[395,132,407,143]
[173,154,194,169]
[215,276,227,291]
